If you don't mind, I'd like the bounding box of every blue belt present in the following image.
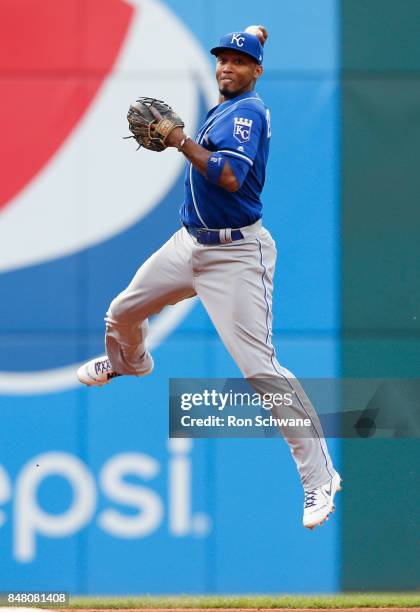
[184,224,244,245]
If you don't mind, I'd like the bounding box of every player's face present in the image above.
[216,51,263,99]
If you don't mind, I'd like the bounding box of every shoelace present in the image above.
[95,359,113,376]
[304,490,318,508]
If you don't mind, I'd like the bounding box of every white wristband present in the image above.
[177,135,191,152]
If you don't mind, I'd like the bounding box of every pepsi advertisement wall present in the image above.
[0,0,340,594]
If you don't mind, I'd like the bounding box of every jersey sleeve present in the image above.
[209,107,265,168]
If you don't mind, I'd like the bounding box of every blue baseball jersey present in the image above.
[180,91,271,229]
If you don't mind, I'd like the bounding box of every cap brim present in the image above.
[210,45,261,63]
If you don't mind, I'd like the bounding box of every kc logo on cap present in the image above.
[231,33,245,47]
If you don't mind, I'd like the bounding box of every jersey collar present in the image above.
[206,91,260,118]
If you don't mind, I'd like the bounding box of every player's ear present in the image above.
[255,64,263,80]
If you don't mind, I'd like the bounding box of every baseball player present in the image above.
[77,26,341,529]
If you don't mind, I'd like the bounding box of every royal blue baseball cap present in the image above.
[210,32,263,64]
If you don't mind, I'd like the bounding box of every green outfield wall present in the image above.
[341,0,420,590]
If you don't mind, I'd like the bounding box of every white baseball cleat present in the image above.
[303,471,342,530]
[77,355,121,387]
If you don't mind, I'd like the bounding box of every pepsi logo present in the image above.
[0,0,215,393]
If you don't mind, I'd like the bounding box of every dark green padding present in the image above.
[341,0,420,591]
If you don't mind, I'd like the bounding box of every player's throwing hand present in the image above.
[244,24,268,46]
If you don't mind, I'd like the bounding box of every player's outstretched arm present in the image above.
[126,98,239,191]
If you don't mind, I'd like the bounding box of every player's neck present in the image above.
[218,89,255,104]
[218,82,256,104]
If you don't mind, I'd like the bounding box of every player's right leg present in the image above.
[194,227,340,527]
[77,228,196,386]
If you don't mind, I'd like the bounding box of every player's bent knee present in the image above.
[106,293,134,325]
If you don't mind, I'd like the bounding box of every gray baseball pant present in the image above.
[105,224,334,489]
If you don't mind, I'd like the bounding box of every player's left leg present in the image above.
[77,228,196,386]
[194,226,340,528]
